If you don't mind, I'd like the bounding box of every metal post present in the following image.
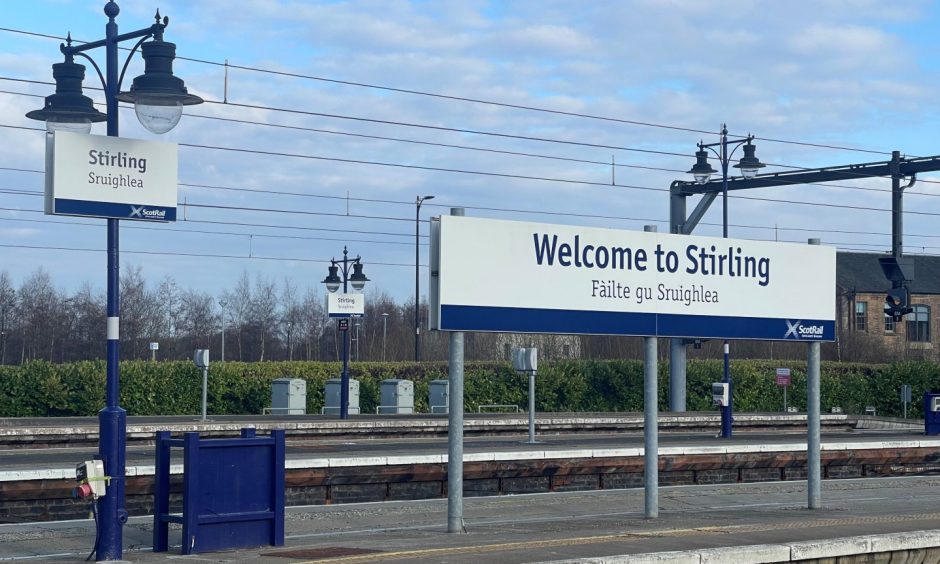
[98,4,126,559]
[382,313,388,362]
[643,224,658,518]
[355,320,360,361]
[220,300,226,362]
[527,371,537,443]
[447,207,465,533]
[200,366,208,421]
[891,151,902,260]
[668,182,688,412]
[669,340,686,412]
[807,238,821,509]
[719,125,733,439]
[340,258,350,420]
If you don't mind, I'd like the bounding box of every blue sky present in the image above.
[1,0,939,305]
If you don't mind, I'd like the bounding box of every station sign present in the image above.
[45,131,178,221]
[328,293,364,318]
[429,216,836,341]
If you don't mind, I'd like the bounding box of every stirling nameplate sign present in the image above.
[429,216,836,341]
[45,131,178,221]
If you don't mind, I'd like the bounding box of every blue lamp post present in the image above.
[26,2,202,560]
[323,247,368,419]
[688,124,765,439]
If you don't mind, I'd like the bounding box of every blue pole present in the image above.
[720,125,732,439]
[340,250,350,419]
[97,2,127,560]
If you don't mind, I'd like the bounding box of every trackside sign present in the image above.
[429,216,836,341]
[45,131,178,221]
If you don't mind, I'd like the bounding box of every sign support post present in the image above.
[807,238,822,510]
[643,225,658,519]
[445,208,466,534]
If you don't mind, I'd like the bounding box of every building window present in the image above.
[907,305,931,342]
[854,301,867,331]
[885,312,895,333]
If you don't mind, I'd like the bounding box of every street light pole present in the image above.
[415,195,434,362]
[219,298,227,362]
[26,3,202,559]
[688,124,764,440]
[382,312,388,362]
[323,247,368,419]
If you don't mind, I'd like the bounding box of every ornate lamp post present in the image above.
[415,195,434,361]
[25,2,202,559]
[688,124,765,439]
[323,247,368,419]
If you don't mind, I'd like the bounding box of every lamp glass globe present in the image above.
[46,117,92,135]
[135,97,183,134]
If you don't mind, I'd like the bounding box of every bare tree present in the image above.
[249,275,279,361]
[222,272,252,361]
[178,289,215,349]
[154,276,180,354]
[280,279,303,361]
[16,268,60,362]
[300,288,327,360]
[67,282,105,361]
[0,271,15,365]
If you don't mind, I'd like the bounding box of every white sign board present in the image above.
[45,131,178,221]
[328,293,365,318]
[430,216,836,341]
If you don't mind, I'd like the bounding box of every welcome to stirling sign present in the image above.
[429,216,836,341]
[45,131,178,222]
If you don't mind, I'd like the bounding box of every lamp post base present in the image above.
[97,405,127,561]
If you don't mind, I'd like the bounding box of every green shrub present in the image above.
[0,359,936,418]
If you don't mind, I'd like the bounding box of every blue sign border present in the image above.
[53,198,176,222]
[440,304,836,341]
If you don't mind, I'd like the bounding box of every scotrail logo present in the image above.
[129,205,166,220]
[784,320,825,340]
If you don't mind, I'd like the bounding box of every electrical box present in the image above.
[379,379,414,414]
[75,459,106,499]
[194,349,209,368]
[324,378,360,415]
[712,382,729,407]
[512,347,538,372]
[429,379,449,414]
[271,378,306,415]
[932,397,940,413]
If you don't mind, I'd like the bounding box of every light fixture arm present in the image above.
[117,35,154,92]
[71,51,107,94]
[64,30,158,94]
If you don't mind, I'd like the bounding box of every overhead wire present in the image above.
[3,84,940,198]
[2,84,938,202]
[0,242,422,267]
[0,25,906,158]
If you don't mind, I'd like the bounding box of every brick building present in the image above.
[838,252,940,358]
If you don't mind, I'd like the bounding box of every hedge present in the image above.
[0,359,937,418]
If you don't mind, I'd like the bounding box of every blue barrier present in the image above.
[153,428,285,554]
[926,393,940,436]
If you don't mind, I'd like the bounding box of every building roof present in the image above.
[837,252,940,294]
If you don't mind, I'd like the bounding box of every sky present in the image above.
[1,0,940,305]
